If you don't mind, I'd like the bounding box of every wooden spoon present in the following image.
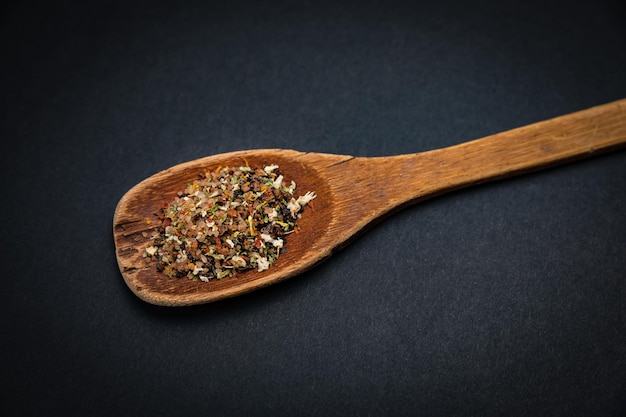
[114,99,626,306]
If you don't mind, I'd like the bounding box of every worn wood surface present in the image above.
[114,98,626,306]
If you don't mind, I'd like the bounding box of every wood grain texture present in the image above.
[114,98,626,306]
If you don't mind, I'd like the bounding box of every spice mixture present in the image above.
[143,163,316,281]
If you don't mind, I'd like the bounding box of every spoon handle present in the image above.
[400,98,626,197]
[321,99,626,235]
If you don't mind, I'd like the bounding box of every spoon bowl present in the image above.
[114,149,341,306]
[114,99,626,306]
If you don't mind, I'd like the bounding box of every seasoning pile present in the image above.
[144,164,316,281]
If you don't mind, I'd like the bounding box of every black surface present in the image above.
[2,1,626,416]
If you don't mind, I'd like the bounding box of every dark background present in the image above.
[2,0,625,415]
